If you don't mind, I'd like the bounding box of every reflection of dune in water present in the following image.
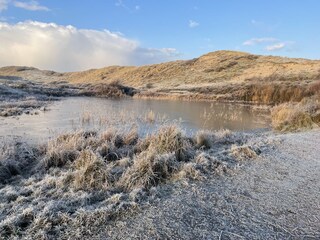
[0,97,270,143]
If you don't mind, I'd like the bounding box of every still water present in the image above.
[0,97,270,142]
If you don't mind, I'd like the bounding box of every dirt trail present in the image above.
[97,130,320,239]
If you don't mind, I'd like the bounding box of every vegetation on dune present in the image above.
[0,125,269,238]
[2,51,320,107]
[135,80,320,104]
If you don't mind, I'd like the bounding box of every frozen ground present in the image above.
[95,130,320,239]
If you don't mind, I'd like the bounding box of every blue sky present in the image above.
[0,0,319,71]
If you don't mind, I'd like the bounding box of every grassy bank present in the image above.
[135,80,320,105]
[0,77,136,117]
[271,95,320,132]
[0,125,270,238]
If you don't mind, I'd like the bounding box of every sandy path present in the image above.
[97,130,320,239]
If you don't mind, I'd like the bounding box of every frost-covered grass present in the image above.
[0,125,268,239]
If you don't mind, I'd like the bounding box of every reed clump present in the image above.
[271,96,320,132]
[73,150,110,190]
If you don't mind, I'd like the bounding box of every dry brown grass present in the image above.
[309,80,320,94]
[141,125,194,162]
[134,80,320,105]
[80,82,136,98]
[118,151,177,190]
[230,145,258,161]
[2,51,320,106]
[73,150,110,190]
[61,51,320,89]
[241,83,313,104]
[271,96,320,132]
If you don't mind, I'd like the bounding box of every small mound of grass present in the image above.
[142,125,194,162]
[0,142,37,184]
[118,151,178,190]
[195,131,214,149]
[72,150,110,190]
[271,96,320,132]
[230,145,258,161]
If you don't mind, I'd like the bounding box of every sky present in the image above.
[0,0,319,72]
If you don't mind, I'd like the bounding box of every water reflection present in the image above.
[0,97,270,142]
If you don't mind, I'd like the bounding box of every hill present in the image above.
[65,50,320,88]
[1,51,320,104]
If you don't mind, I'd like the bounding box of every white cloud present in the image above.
[0,21,180,72]
[13,0,49,11]
[115,0,139,12]
[189,20,199,28]
[243,37,277,46]
[0,0,9,12]
[265,43,286,51]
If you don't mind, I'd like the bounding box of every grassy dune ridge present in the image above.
[1,51,320,104]
[0,125,272,238]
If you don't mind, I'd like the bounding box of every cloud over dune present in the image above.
[0,21,179,72]
[265,43,286,51]
[243,37,277,46]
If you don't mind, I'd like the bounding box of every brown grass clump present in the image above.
[237,83,312,104]
[123,128,138,146]
[174,162,203,180]
[118,151,177,190]
[42,134,82,169]
[230,145,258,161]
[81,82,137,98]
[73,150,110,190]
[143,125,193,162]
[308,80,320,94]
[195,131,214,149]
[271,96,320,132]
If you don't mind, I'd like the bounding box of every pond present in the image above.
[0,97,270,143]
